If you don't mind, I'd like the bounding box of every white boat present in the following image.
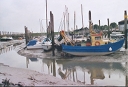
[42,38,52,51]
[110,32,124,41]
[0,36,13,41]
[26,40,43,50]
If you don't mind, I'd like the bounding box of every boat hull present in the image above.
[0,37,13,41]
[42,45,52,51]
[27,45,43,50]
[42,38,52,51]
[26,40,43,50]
[0,39,12,41]
[62,39,125,56]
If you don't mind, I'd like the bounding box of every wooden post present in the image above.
[24,26,29,45]
[53,59,56,76]
[99,20,100,30]
[89,11,91,31]
[124,10,127,49]
[48,22,50,39]
[50,11,55,56]
[107,18,110,39]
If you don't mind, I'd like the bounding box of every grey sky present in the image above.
[0,0,128,33]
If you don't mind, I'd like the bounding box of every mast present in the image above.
[81,4,84,38]
[81,4,84,28]
[74,11,76,40]
[63,12,65,31]
[46,0,48,37]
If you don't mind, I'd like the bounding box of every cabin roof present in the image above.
[118,20,128,25]
[91,33,102,36]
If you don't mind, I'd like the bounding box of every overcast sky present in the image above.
[0,0,128,33]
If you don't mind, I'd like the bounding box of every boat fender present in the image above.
[109,47,112,51]
[95,41,100,46]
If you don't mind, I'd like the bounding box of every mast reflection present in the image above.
[41,59,127,86]
[0,45,14,55]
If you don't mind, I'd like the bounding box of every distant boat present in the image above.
[26,40,43,50]
[0,36,13,41]
[110,32,124,41]
[42,38,52,51]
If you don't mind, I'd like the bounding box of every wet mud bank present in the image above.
[0,63,84,86]
[0,40,25,50]
[18,47,128,62]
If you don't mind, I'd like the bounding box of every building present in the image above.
[118,20,128,31]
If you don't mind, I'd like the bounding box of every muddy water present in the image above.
[0,45,128,86]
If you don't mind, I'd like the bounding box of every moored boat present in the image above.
[42,38,52,51]
[61,24,125,56]
[110,31,124,41]
[26,40,43,50]
[0,36,13,41]
[62,38,124,56]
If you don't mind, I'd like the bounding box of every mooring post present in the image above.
[107,18,110,39]
[50,11,55,56]
[53,59,56,76]
[89,10,91,32]
[124,10,127,49]
[24,26,29,45]
[125,62,128,86]
[99,20,100,30]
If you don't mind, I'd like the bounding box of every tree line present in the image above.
[93,22,118,30]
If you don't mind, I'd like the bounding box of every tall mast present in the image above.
[74,11,76,39]
[81,4,84,38]
[81,4,84,28]
[46,0,48,36]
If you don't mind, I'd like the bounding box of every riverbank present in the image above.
[0,40,24,50]
[0,63,84,86]
[1,40,128,86]
[0,41,85,86]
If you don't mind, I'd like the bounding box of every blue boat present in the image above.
[60,23,125,56]
[26,40,43,50]
[62,38,124,56]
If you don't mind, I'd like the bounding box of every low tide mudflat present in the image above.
[0,40,128,86]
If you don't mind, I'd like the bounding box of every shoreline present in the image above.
[0,63,84,86]
[0,41,85,86]
[1,40,127,86]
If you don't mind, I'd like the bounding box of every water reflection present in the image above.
[36,58,127,86]
[126,62,128,86]
[29,58,38,61]
[0,45,128,86]
[0,45,14,55]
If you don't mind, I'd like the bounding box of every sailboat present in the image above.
[41,0,52,51]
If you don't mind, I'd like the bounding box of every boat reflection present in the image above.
[29,58,38,61]
[26,57,38,68]
[40,58,127,86]
[0,45,14,55]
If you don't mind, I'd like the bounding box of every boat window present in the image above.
[95,36,101,40]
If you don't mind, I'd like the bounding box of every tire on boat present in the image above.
[95,41,100,46]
